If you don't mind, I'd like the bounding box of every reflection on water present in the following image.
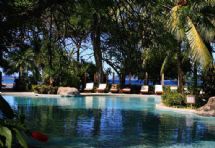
[2,95,215,148]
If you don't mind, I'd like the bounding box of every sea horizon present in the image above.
[2,75,179,86]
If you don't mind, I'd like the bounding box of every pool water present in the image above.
[2,95,215,148]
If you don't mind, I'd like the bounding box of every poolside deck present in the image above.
[0,91,161,98]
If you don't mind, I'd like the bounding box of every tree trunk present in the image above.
[91,13,103,83]
[112,72,115,84]
[177,44,184,93]
[76,42,81,62]
[128,72,131,86]
[144,72,148,85]
[19,66,24,79]
[48,9,53,85]
[48,11,53,70]
[193,62,198,94]
[161,73,164,86]
[120,72,125,88]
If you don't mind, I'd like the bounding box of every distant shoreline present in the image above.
[1,83,14,88]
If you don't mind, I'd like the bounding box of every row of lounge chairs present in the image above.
[83,83,178,94]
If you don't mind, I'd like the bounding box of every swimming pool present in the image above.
[2,95,215,147]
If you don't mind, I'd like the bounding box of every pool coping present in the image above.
[0,91,161,98]
[1,91,201,115]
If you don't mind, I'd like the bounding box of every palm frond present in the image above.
[185,17,212,68]
[196,16,215,41]
[168,5,185,40]
[206,0,215,6]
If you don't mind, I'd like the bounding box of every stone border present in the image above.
[1,91,161,99]
[156,103,196,114]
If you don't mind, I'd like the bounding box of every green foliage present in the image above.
[32,85,58,94]
[0,0,214,90]
[0,95,28,148]
[202,65,215,96]
[195,94,211,108]
[0,126,12,148]
[14,128,28,148]
[14,0,35,8]
[167,1,214,68]
[162,87,186,107]
[13,77,31,91]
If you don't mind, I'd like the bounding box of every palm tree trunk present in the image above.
[193,62,198,94]
[19,66,24,79]
[76,42,81,62]
[120,72,125,88]
[48,8,53,71]
[161,73,164,86]
[177,44,184,93]
[91,13,103,83]
[144,72,148,85]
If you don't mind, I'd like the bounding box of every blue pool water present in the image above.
[2,95,215,147]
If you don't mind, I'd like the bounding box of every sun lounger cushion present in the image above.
[155,85,163,94]
[84,83,94,90]
[140,85,149,93]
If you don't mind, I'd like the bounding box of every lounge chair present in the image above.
[96,83,107,93]
[121,87,131,93]
[84,83,94,92]
[110,84,119,93]
[170,86,178,92]
[155,85,163,95]
[140,85,149,94]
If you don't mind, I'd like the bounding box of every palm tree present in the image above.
[6,48,35,79]
[168,0,214,92]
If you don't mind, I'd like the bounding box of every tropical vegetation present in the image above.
[0,1,214,97]
[0,0,215,146]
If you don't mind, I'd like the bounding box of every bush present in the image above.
[195,94,211,107]
[202,65,215,97]
[32,85,58,94]
[13,77,31,91]
[162,88,186,107]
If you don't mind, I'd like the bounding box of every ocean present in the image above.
[1,76,178,86]
[2,76,15,84]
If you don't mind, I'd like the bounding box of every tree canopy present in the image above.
[0,0,214,89]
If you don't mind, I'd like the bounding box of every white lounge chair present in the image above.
[84,83,94,92]
[96,83,107,93]
[121,87,131,93]
[155,85,163,94]
[140,85,149,94]
[110,84,119,93]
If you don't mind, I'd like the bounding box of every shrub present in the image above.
[202,65,215,97]
[195,94,211,107]
[149,85,155,94]
[162,89,186,107]
[32,85,58,94]
[13,77,30,91]
[0,95,48,147]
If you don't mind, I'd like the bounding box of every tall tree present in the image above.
[167,0,215,92]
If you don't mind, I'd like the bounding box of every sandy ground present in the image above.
[156,103,196,113]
